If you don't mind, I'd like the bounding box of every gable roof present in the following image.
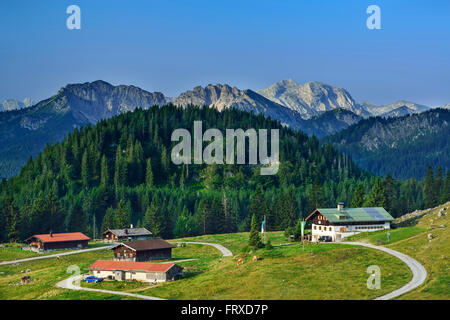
[111,239,175,252]
[89,260,175,273]
[103,228,152,237]
[26,232,90,243]
[307,207,394,223]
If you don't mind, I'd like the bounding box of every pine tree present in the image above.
[100,155,109,187]
[249,185,265,223]
[351,184,365,207]
[424,166,436,208]
[441,171,450,204]
[114,199,131,229]
[101,207,115,232]
[143,196,162,237]
[68,203,85,232]
[4,197,20,242]
[435,167,443,203]
[146,158,154,187]
[309,179,324,211]
[384,173,397,213]
[81,150,90,190]
[248,213,262,248]
[366,178,387,208]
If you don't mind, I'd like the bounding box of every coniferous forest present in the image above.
[0,105,449,242]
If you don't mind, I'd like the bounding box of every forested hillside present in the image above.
[1,105,448,242]
[324,109,450,179]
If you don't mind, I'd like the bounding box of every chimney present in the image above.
[337,202,344,211]
[124,228,128,234]
[49,230,53,237]
[130,224,134,229]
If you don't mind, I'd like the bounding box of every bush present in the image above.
[265,240,273,250]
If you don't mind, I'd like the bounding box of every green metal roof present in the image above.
[316,207,394,223]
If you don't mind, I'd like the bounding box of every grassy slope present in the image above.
[345,202,450,300]
[84,232,411,300]
[0,242,111,262]
[0,231,413,300]
[390,203,450,299]
[345,226,426,245]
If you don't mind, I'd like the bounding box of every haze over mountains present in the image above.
[0,78,447,179]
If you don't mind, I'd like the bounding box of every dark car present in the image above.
[318,236,332,242]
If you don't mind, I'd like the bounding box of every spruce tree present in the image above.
[248,213,262,248]
[146,158,154,187]
[351,184,365,207]
[424,166,436,208]
[366,178,387,208]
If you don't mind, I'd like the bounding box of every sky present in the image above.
[0,0,449,106]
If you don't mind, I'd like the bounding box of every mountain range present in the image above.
[0,98,34,112]
[0,78,447,179]
[324,108,450,179]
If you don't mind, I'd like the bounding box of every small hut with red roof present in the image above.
[89,260,183,283]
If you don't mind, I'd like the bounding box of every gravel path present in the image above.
[340,242,427,300]
[56,275,165,300]
[173,241,233,257]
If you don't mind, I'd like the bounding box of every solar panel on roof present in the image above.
[363,208,386,221]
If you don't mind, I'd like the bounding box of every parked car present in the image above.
[85,276,103,283]
[318,236,332,242]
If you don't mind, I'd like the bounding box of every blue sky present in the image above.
[0,0,449,106]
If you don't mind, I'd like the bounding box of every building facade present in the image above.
[102,227,153,242]
[111,239,175,262]
[89,260,183,283]
[306,203,394,242]
[25,232,90,252]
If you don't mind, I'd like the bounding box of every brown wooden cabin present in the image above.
[102,227,153,242]
[25,232,90,252]
[111,239,175,262]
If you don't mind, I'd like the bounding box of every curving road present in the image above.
[0,245,115,266]
[340,242,427,300]
[173,241,233,257]
[56,242,233,300]
[56,275,165,300]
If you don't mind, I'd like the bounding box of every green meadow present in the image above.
[3,211,448,301]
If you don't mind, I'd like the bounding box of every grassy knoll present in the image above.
[0,242,111,262]
[345,226,426,245]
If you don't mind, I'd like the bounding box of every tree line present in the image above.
[0,105,448,242]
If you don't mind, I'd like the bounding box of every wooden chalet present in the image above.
[25,232,90,252]
[102,227,153,242]
[111,239,175,262]
[89,260,183,283]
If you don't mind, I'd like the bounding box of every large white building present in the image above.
[306,202,394,242]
